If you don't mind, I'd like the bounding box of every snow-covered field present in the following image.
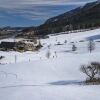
[0,28,100,100]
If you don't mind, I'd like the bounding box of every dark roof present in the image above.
[0,42,16,49]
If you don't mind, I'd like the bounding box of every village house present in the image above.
[16,41,36,52]
[0,42,16,51]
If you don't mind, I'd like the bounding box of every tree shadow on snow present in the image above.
[48,80,85,86]
[61,50,78,54]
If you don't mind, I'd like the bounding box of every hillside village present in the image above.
[0,38,42,52]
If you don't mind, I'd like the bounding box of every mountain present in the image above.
[0,27,27,39]
[0,26,27,31]
[21,0,100,37]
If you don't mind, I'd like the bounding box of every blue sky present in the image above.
[0,0,96,27]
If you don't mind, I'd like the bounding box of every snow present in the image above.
[0,85,100,100]
[0,28,100,100]
[52,18,58,22]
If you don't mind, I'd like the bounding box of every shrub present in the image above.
[72,44,77,51]
[80,62,100,83]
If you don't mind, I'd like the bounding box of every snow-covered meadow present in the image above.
[0,28,100,100]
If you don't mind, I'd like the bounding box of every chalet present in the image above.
[16,41,26,51]
[24,43,35,51]
[0,42,16,51]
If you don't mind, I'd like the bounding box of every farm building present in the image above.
[0,41,40,52]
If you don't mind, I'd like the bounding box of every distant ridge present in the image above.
[21,1,100,37]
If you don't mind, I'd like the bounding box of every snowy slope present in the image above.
[0,28,100,100]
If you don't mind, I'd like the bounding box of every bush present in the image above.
[80,62,100,84]
[0,56,4,60]
[72,44,77,51]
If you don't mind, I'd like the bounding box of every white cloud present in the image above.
[0,0,95,8]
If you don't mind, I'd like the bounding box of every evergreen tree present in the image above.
[72,44,77,51]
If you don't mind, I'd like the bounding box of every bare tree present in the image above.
[80,62,100,82]
[88,39,95,53]
[38,39,42,47]
[69,24,73,32]
[46,50,51,59]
